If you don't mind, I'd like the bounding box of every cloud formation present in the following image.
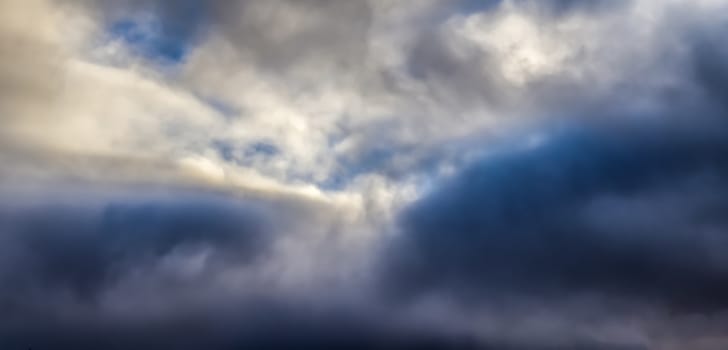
[386,121,728,308]
[3,0,728,348]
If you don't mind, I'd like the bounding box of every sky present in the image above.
[2,0,728,349]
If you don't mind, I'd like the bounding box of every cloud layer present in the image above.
[2,0,728,349]
[387,121,728,307]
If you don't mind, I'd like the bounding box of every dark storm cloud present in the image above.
[690,24,728,110]
[0,185,647,349]
[0,187,494,350]
[0,302,479,350]
[0,189,271,302]
[384,120,728,310]
[0,299,642,350]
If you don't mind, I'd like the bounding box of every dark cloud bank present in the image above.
[385,120,728,307]
[0,188,640,350]
[0,191,268,299]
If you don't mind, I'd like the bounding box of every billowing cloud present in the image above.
[385,120,728,308]
[0,189,645,350]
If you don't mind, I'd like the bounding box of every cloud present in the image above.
[384,118,728,310]
[0,188,273,300]
[0,298,645,350]
[0,0,65,124]
[3,0,728,348]
[518,0,630,16]
[0,189,645,350]
[380,6,728,315]
[0,302,478,350]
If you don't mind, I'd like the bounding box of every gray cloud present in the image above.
[0,189,645,350]
[82,0,373,69]
[384,119,728,307]
[0,298,644,350]
[0,189,272,302]
[519,0,631,16]
[381,15,728,309]
[0,1,64,125]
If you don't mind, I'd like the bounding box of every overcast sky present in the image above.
[2,0,728,349]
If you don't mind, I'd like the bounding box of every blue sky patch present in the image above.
[109,17,187,63]
[107,0,208,64]
[457,0,502,14]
